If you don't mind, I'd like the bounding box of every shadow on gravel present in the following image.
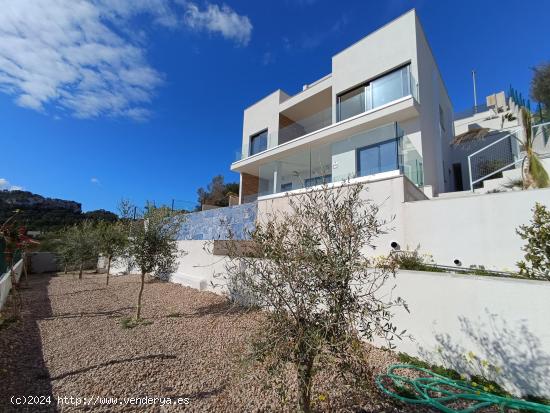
[50,354,177,381]
[51,287,107,297]
[0,273,56,412]
[171,385,227,401]
[190,300,253,318]
[43,307,133,320]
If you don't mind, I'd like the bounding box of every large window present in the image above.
[337,64,411,122]
[249,129,268,156]
[356,139,398,177]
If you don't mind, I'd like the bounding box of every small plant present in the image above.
[166,312,183,318]
[120,316,153,329]
[391,246,444,273]
[398,353,508,396]
[0,313,17,330]
[516,203,550,281]
[468,265,493,276]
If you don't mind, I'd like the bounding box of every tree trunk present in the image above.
[106,255,112,285]
[64,262,68,274]
[522,155,532,189]
[79,261,83,280]
[297,353,315,413]
[136,271,146,320]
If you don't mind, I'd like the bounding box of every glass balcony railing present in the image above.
[246,122,424,200]
[278,106,332,145]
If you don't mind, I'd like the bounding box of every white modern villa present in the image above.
[231,9,454,203]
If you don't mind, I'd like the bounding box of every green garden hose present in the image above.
[376,364,550,412]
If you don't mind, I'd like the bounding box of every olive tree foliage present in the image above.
[222,182,407,413]
[96,220,128,285]
[517,202,550,281]
[531,62,550,109]
[61,220,99,279]
[127,205,185,320]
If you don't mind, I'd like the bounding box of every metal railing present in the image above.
[467,128,523,190]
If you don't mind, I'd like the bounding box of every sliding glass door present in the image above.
[356,139,399,177]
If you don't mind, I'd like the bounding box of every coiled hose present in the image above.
[376,364,550,412]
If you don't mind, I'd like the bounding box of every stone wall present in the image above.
[178,202,257,241]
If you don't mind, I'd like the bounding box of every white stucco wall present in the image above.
[170,240,229,294]
[403,187,550,270]
[414,15,454,194]
[257,176,427,259]
[242,90,289,157]
[383,270,550,397]
[0,259,23,311]
[331,10,418,123]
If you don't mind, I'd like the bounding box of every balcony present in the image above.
[239,122,423,202]
[235,65,418,164]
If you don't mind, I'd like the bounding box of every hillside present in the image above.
[0,190,117,232]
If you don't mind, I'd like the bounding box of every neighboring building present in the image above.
[231,9,454,203]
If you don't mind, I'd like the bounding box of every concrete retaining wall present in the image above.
[403,187,550,270]
[383,270,550,397]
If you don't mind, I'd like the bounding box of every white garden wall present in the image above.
[170,240,228,294]
[383,270,550,397]
[0,259,23,311]
[403,187,550,270]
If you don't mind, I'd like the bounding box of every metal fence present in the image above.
[467,128,522,189]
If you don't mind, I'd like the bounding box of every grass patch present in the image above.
[120,317,153,329]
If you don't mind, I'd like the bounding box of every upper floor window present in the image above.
[337,64,411,122]
[249,129,268,156]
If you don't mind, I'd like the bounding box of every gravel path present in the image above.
[0,272,431,412]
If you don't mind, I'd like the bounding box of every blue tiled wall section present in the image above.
[178,203,257,241]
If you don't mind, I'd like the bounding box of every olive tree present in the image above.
[223,182,406,413]
[63,220,98,279]
[127,206,185,321]
[96,221,128,285]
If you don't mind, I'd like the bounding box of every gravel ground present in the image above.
[0,272,432,413]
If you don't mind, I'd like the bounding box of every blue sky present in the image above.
[1,0,549,212]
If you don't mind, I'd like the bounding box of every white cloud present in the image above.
[90,177,101,185]
[0,0,171,120]
[0,0,253,120]
[0,178,23,191]
[184,2,252,46]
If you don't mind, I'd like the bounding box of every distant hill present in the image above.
[0,190,117,232]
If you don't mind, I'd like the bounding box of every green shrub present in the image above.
[517,203,550,281]
[392,246,444,273]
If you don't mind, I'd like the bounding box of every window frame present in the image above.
[336,63,412,122]
[249,129,268,156]
[355,138,400,178]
